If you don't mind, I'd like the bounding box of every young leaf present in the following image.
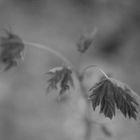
[77,29,97,53]
[88,78,140,120]
[0,29,24,71]
[77,34,93,53]
[46,66,74,96]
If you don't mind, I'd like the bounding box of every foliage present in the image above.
[77,34,93,53]
[77,30,97,53]
[46,66,74,96]
[0,29,24,71]
[0,29,139,120]
[88,78,139,119]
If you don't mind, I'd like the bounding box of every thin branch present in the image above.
[23,41,73,68]
[81,64,109,79]
[98,67,109,79]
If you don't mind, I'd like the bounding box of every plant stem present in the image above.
[23,41,73,68]
[81,64,109,79]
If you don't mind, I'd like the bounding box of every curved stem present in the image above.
[23,41,73,68]
[81,64,109,79]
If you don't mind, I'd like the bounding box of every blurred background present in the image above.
[0,0,140,140]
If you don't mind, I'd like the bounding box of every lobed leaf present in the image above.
[89,78,140,120]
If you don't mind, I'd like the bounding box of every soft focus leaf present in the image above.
[0,29,24,71]
[89,78,140,120]
[77,29,97,53]
[46,66,74,96]
[77,35,93,53]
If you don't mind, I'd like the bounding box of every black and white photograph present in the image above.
[0,0,140,140]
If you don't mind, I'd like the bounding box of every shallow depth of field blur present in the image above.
[0,0,140,140]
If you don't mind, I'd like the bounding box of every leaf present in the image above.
[89,78,140,120]
[89,79,106,110]
[77,35,93,53]
[77,29,97,53]
[111,78,139,120]
[46,66,74,96]
[0,29,24,71]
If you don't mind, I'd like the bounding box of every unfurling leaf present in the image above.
[77,35,93,53]
[77,29,97,53]
[88,78,140,120]
[0,29,24,71]
[46,66,74,96]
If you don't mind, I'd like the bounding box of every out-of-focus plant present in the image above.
[0,28,140,121]
[0,29,24,71]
